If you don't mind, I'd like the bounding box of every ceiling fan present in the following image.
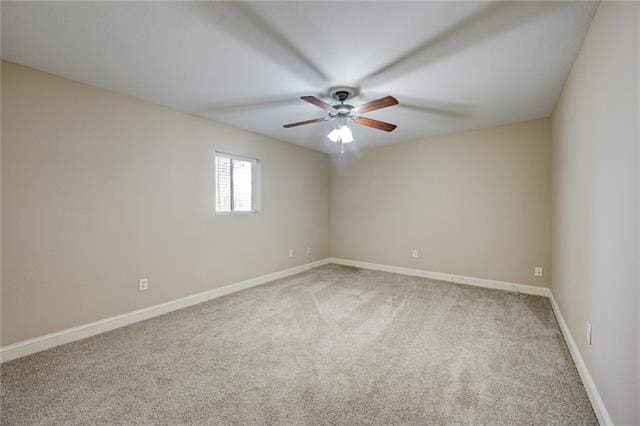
[283,88,398,152]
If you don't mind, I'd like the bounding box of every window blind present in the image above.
[215,156,232,212]
[215,153,257,213]
[232,159,253,212]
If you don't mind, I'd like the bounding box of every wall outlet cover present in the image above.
[289,249,294,257]
[534,266,543,277]
[138,278,149,291]
[411,249,418,258]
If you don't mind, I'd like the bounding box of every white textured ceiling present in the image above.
[1,1,597,153]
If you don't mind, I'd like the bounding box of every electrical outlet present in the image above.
[138,278,149,292]
[411,249,418,258]
[586,322,592,345]
[534,266,543,277]
[289,249,294,258]
[306,247,311,255]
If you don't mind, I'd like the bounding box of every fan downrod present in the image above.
[329,87,357,103]
[334,91,350,102]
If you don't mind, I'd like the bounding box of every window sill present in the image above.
[215,210,259,215]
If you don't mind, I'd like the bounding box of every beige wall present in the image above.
[1,62,330,346]
[330,118,551,287]
[0,60,3,347]
[551,3,639,424]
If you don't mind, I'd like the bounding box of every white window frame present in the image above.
[214,151,260,214]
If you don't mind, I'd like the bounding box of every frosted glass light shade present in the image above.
[327,128,340,142]
[327,125,354,143]
[339,125,353,143]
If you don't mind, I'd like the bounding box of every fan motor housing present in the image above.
[332,104,354,117]
[329,87,357,116]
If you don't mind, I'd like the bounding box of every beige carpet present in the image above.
[1,264,596,424]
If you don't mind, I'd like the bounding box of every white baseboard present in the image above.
[328,257,551,297]
[0,258,332,363]
[548,294,613,426]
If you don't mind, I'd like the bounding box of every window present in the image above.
[215,153,258,213]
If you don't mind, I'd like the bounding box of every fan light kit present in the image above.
[283,88,398,153]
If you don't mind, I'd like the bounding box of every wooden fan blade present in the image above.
[351,96,399,114]
[301,96,336,112]
[356,117,397,132]
[283,117,328,128]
